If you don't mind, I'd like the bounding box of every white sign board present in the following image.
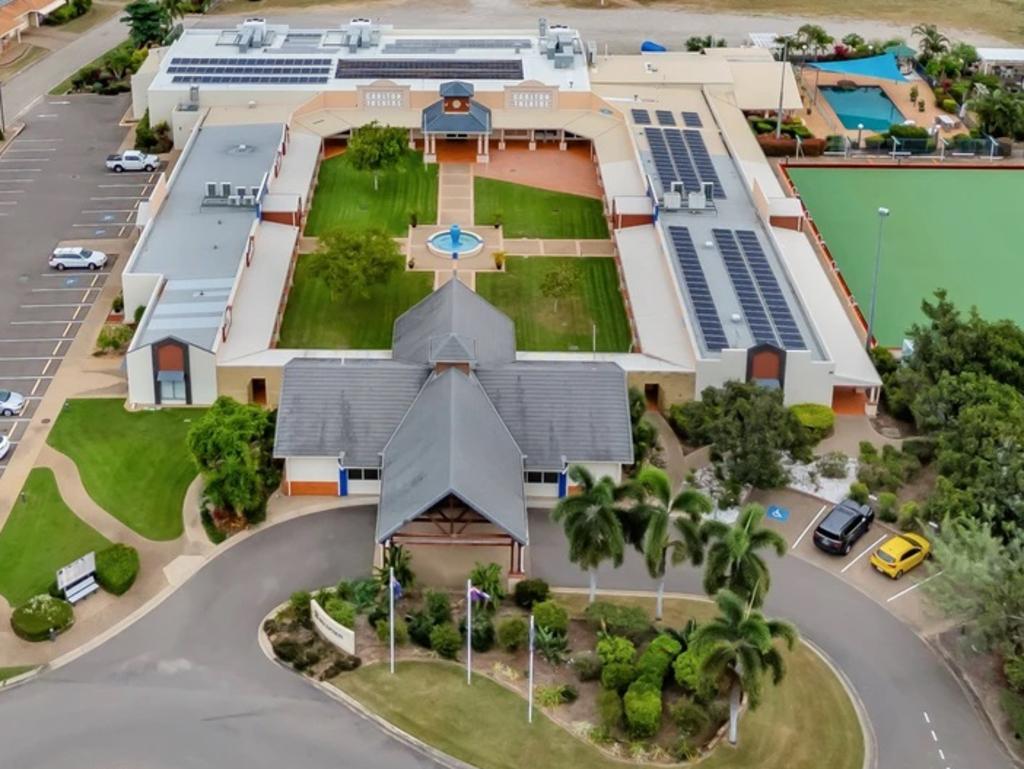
[57,552,96,592]
[310,599,356,655]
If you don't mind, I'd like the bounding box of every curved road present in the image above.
[0,509,1010,769]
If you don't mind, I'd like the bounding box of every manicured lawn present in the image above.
[304,152,438,236]
[788,167,1024,347]
[335,596,863,769]
[474,178,609,239]
[476,257,632,352]
[0,666,35,682]
[0,468,111,605]
[46,399,201,541]
[277,258,433,349]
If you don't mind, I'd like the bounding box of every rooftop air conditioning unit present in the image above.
[205,181,219,197]
[687,191,706,210]
[663,191,682,210]
[220,182,232,197]
[236,186,247,198]
[228,195,241,206]
[242,195,255,206]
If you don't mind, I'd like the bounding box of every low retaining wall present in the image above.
[311,598,356,655]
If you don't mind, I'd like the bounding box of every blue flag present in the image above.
[391,575,403,600]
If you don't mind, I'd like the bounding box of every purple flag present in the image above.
[469,586,491,603]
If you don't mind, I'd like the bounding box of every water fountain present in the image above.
[426,223,484,258]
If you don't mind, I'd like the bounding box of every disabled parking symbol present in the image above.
[766,505,789,522]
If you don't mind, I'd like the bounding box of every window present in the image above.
[510,90,552,109]
[159,377,186,403]
[524,471,562,484]
[347,467,380,481]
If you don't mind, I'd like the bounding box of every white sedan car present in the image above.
[49,247,108,271]
[0,434,11,460]
[0,389,24,417]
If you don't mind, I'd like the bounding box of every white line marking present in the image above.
[841,535,886,573]
[0,201,16,206]
[5,148,57,153]
[923,712,930,724]
[0,375,54,380]
[38,272,109,277]
[51,341,62,355]
[887,570,945,603]
[97,183,152,189]
[72,222,133,228]
[40,359,53,376]
[0,178,34,182]
[792,504,828,550]
[13,137,63,142]
[0,337,67,342]
[938,748,945,760]
[72,305,83,321]
[81,209,138,214]
[30,287,100,292]
[930,730,938,742]
[0,159,47,163]
[63,321,73,336]
[20,302,92,308]
[0,190,24,194]
[0,356,60,361]
[29,379,41,395]
[11,320,83,325]
[89,196,147,201]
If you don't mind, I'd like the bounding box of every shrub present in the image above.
[272,637,303,664]
[601,661,637,691]
[430,623,461,659]
[335,580,354,600]
[706,699,730,728]
[460,612,495,653]
[941,98,958,113]
[596,634,637,666]
[901,438,936,464]
[289,591,312,622]
[623,680,662,738]
[897,501,920,531]
[1001,688,1024,739]
[584,602,651,643]
[877,492,898,523]
[10,595,74,641]
[533,599,569,635]
[857,443,919,492]
[96,324,134,354]
[513,578,549,608]
[468,561,505,611]
[571,651,603,682]
[816,451,849,479]
[535,625,569,665]
[350,578,380,611]
[407,610,434,648]
[670,737,699,762]
[636,633,682,685]
[425,590,452,626]
[673,644,716,701]
[597,689,624,730]
[791,403,835,443]
[537,683,578,706]
[375,616,409,645]
[95,543,140,595]
[323,597,356,628]
[1006,655,1024,694]
[496,616,529,652]
[848,481,870,504]
[671,698,710,738]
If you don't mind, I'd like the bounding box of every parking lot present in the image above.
[0,94,138,474]
[750,487,939,628]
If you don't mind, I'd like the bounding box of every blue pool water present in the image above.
[820,86,905,132]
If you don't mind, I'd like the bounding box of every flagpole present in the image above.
[389,567,395,675]
[466,578,472,685]
[527,613,535,724]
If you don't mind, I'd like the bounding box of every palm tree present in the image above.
[911,23,949,60]
[551,465,626,604]
[631,466,712,620]
[701,504,786,607]
[694,589,798,745]
[970,89,1024,138]
[796,24,833,59]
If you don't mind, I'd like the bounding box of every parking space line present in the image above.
[98,183,152,188]
[15,137,63,142]
[39,272,110,277]
[791,504,828,550]
[840,535,885,573]
[0,356,61,362]
[0,337,68,342]
[0,178,34,183]
[0,190,25,194]
[887,570,944,603]
[5,148,57,153]
[0,375,54,380]
[51,340,63,355]
[29,379,41,395]
[82,209,138,214]
[20,302,93,309]
[11,320,83,325]
[72,222,133,228]
[31,286,101,292]
[40,359,53,377]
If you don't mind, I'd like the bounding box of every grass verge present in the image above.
[305,151,438,236]
[46,399,201,540]
[0,468,111,605]
[49,39,133,95]
[476,257,632,352]
[277,258,433,349]
[474,177,608,239]
[0,665,35,682]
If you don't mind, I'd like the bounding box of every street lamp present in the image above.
[775,42,789,139]
[856,123,864,149]
[864,207,890,350]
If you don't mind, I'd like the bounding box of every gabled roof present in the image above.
[429,332,476,364]
[393,279,515,367]
[422,99,491,134]
[476,361,634,469]
[439,80,475,98]
[377,368,527,544]
[273,358,429,464]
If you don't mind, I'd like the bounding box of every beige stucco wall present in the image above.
[407,544,514,588]
[627,370,697,410]
[126,347,154,406]
[216,364,285,406]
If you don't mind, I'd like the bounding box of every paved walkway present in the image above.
[437,163,473,226]
[475,143,603,199]
[818,414,901,455]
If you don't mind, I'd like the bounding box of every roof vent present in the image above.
[731,313,742,323]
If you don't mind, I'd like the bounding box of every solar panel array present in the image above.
[167,57,332,84]
[381,39,532,53]
[631,109,651,125]
[682,111,703,128]
[712,229,778,346]
[655,110,676,126]
[335,59,524,79]
[644,128,725,199]
[667,226,729,351]
[735,230,806,349]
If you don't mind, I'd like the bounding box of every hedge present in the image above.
[756,134,826,157]
[513,578,549,608]
[11,595,74,642]
[597,688,624,730]
[636,633,682,685]
[532,600,569,634]
[790,403,835,443]
[496,616,529,652]
[601,661,637,692]
[430,623,461,659]
[623,679,662,738]
[95,543,140,595]
[323,597,356,628]
[584,602,651,642]
[596,634,636,666]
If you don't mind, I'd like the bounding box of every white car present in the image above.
[0,390,24,417]
[106,151,159,173]
[49,247,108,271]
[0,434,12,461]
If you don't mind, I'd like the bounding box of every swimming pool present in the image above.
[820,86,905,132]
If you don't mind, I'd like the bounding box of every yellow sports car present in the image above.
[870,533,931,579]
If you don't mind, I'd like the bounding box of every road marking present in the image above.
[0,337,68,342]
[0,375,54,380]
[5,148,57,153]
[98,183,152,189]
[0,158,47,163]
[14,137,63,142]
[90,195,148,201]
[35,113,58,118]
[938,748,945,760]
[29,379,41,395]
[0,189,25,194]
[72,222,133,228]
[0,178,34,182]
[930,729,938,742]
[841,535,885,573]
[31,286,100,292]
[72,305,83,321]
[791,504,828,550]
[923,712,930,724]
[0,201,16,206]
[52,341,63,355]
[39,271,110,277]
[63,321,74,335]
[20,302,92,308]
[11,320,83,325]
[0,356,61,362]
[887,570,945,603]
[81,209,137,214]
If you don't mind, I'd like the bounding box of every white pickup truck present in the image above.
[105,150,160,173]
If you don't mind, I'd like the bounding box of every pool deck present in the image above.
[799,68,963,143]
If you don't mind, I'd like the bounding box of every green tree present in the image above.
[694,589,797,745]
[306,228,403,301]
[187,397,280,521]
[631,466,712,619]
[684,35,726,52]
[628,387,658,468]
[796,24,833,58]
[539,264,578,312]
[841,33,865,49]
[701,504,786,607]
[911,23,950,61]
[346,120,409,191]
[121,0,169,48]
[105,45,135,80]
[970,90,1024,138]
[159,0,186,20]
[551,465,626,603]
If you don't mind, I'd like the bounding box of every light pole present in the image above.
[775,42,789,139]
[865,207,890,350]
[856,123,864,149]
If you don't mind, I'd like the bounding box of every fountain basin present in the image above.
[427,228,485,258]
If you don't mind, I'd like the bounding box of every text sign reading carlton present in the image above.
[310,598,356,655]
[56,552,96,592]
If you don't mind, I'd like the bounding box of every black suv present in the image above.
[813,498,874,555]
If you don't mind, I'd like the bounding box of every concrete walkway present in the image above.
[818,414,902,456]
[437,163,473,226]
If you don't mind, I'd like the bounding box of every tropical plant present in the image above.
[121,0,169,48]
[684,35,726,52]
[375,543,414,589]
[630,466,711,619]
[970,90,1024,138]
[796,24,833,59]
[551,465,627,603]
[911,23,950,61]
[346,120,409,191]
[701,504,786,607]
[534,625,570,665]
[468,561,505,612]
[694,589,798,745]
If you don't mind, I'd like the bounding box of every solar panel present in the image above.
[712,229,778,347]
[335,59,523,79]
[683,130,725,198]
[682,111,703,128]
[735,230,806,349]
[382,39,532,53]
[655,110,676,126]
[631,109,652,125]
[667,226,729,351]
